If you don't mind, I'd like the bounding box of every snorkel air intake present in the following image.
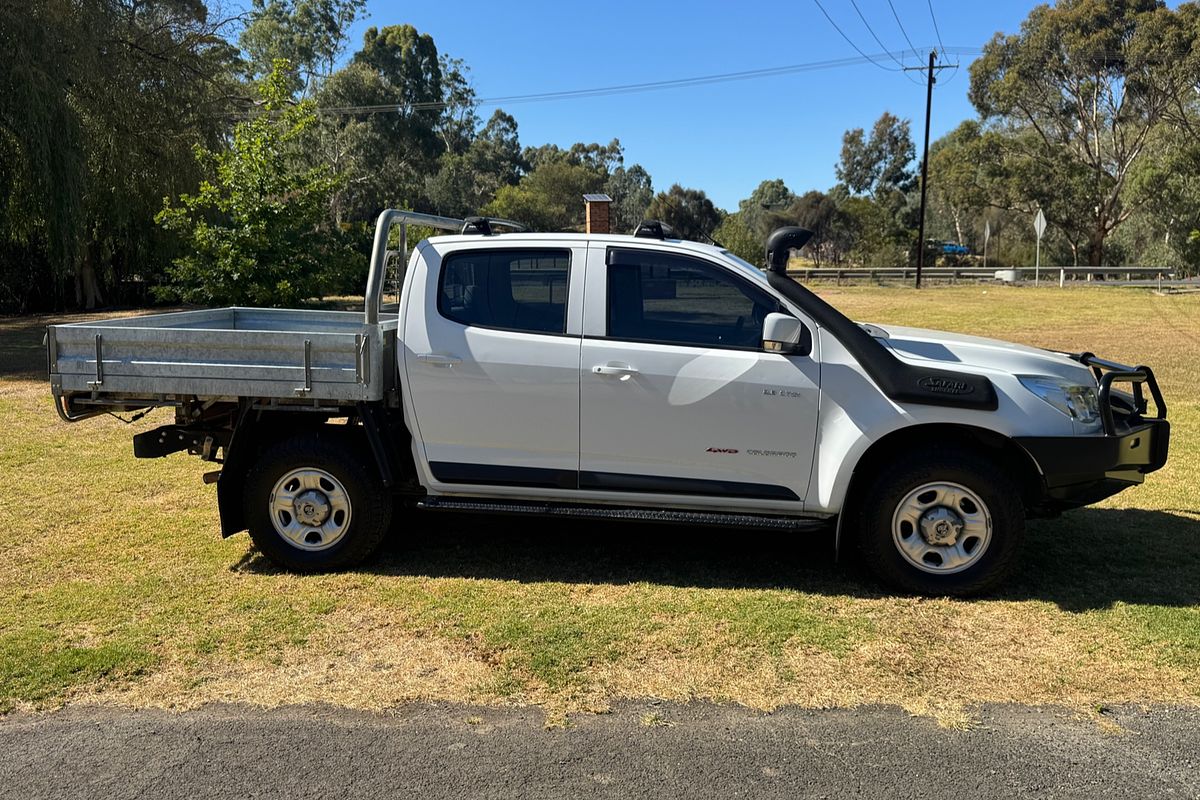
[767,227,814,272]
[762,227,998,410]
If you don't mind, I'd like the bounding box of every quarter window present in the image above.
[439,250,571,335]
[606,249,780,349]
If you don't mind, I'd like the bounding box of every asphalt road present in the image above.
[1,702,1197,799]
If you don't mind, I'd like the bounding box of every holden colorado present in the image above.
[46,211,1170,595]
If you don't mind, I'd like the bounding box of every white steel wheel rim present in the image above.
[891,481,993,575]
[268,468,353,552]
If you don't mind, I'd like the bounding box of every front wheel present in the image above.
[244,428,392,572]
[853,447,1025,596]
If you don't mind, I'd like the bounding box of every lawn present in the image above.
[1,285,1197,726]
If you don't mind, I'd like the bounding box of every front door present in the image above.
[403,243,584,491]
[578,246,820,508]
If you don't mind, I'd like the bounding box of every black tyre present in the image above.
[243,427,392,572]
[852,447,1025,596]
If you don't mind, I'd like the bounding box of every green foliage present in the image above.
[968,0,1200,265]
[314,24,445,221]
[0,0,240,311]
[8,0,1200,312]
[155,61,362,306]
[926,121,987,247]
[836,112,916,197]
[486,162,602,231]
[484,140,622,231]
[646,184,721,242]
[771,189,857,267]
[839,195,909,268]
[738,179,796,238]
[604,165,654,234]
[239,0,366,96]
[426,110,524,218]
[0,0,85,308]
[712,213,761,265]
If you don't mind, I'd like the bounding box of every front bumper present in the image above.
[1016,352,1170,511]
[1016,419,1170,509]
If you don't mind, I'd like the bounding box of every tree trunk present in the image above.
[1087,230,1104,267]
[73,248,105,310]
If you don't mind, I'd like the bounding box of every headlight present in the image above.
[1018,375,1100,423]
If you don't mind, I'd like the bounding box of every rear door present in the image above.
[402,241,585,492]
[577,245,820,509]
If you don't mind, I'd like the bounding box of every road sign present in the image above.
[1033,210,1046,285]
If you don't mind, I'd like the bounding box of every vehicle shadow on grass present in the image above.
[235,506,1200,610]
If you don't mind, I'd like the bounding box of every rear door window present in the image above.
[439,250,571,335]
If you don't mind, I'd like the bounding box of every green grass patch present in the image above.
[0,628,156,712]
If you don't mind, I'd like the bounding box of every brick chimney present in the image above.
[584,193,612,234]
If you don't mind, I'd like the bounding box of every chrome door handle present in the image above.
[416,353,462,367]
[592,363,639,378]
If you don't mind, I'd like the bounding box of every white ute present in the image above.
[47,211,1171,595]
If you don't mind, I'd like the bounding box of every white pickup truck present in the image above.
[47,211,1170,595]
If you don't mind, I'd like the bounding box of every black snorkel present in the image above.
[762,227,998,410]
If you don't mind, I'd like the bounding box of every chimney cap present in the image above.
[583,193,613,203]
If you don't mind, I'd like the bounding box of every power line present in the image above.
[302,50,934,117]
[229,40,979,120]
[885,0,919,58]
[810,0,902,72]
[847,0,907,69]
[926,0,948,55]
[847,0,924,85]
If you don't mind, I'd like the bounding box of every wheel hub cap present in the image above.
[891,481,993,575]
[268,468,353,552]
[293,490,331,527]
[919,507,963,546]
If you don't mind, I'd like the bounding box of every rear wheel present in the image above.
[244,428,391,572]
[853,447,1025,596]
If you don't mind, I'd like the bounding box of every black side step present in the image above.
[416,497,832,532]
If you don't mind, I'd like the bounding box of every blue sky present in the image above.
[319,0,1041,209]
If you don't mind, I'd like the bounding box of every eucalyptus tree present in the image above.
[485,139,623,231]
[835,112,916,198]
[737,179,795,238]
[969,0,1200,265]
[316,24,445,221]
[645,185,722,242]
[425,110,524,218]
[604,164,654,234]
[239,0,367,97]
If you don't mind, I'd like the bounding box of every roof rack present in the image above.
[461,216,527,236]
[633,220,675,240]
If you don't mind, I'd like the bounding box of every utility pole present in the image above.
[906,51,955,289]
